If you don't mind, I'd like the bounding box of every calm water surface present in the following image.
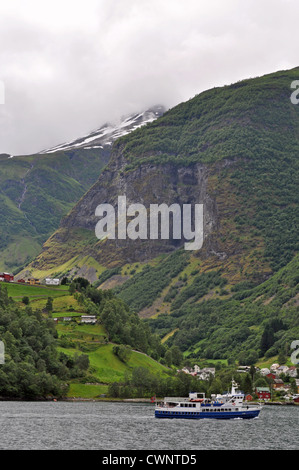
[0,401,297,450]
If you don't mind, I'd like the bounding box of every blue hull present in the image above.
[155,409,260,419]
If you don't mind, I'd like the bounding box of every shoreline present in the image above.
[62,398,299,405]
[1,396,298,405]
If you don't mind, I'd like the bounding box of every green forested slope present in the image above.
[0,148,109,272]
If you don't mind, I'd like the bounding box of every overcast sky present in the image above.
[0,0,298,155]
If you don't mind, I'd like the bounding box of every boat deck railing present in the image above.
[162,397,190,403]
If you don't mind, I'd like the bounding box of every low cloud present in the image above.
[0,0,298,155]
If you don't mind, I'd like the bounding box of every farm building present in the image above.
[27,278,40,285]
[0,272,14,282]
[45,278,60,286]
[81,315,97,324]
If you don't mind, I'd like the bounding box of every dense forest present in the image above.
[0,284,70,398]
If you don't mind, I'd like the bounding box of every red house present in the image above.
[0,272,14,282]
[256,387,271,400]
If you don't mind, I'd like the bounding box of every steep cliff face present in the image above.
[24,144,267,286]
[23,67,299,293]
[60,148,217,257]
[28,152,217,269]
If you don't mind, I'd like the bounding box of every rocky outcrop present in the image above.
[42,141,223,268]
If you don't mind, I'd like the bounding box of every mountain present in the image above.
[18,67,299,362]
[41,106,165,154]
[0,106,164,273]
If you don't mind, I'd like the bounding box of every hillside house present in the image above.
[179,365,216,380]
[80,315,96,324]
[236,366,251,373]
[260,368,270,376]
[0,272,14,282]
[273,378,284,390]
[256,387,271,400]
[197,368,216,380]
[287,366,298,378]
[45,278,60,286]
[276,365,289,376]
[180,366,195,375]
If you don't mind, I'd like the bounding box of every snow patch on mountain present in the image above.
[41,105,165,154]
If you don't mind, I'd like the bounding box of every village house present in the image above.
[181,366,196,375]
[179,365,216,380]
[260,368,270,376]
[276,365,289,376]
[273,378,284,390]
[286,366,297,378]
[197,367,216,380]
[270,363,280,372]
[256,387,271,400]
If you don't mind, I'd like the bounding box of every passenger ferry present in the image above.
[155,380,262,420]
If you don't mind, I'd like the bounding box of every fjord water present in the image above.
[0,401,297,450]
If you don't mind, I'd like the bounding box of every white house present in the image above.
[276,365,289,375]
[197,368,216,380]
[286,366,298,378]
[81,315,97,324]
[260,368,271,376]
[45,278,60,286]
